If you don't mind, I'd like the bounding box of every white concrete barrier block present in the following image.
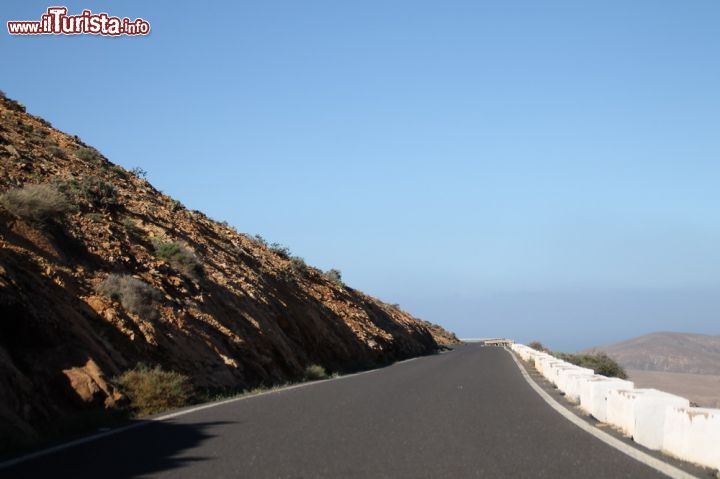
[578,375,605,413]
[607,388,689,443]
[543,361,568,382]
[607,389,650,435]
[633,391,689,450]
[663,407,720,470]
[558,367,594,397]
[580,377,634,422]
[562,369,596,403]
[532,354,551,371]
[548,364,575,387]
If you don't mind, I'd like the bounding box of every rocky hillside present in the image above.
[0,93,458,447]
[590,332,720,375]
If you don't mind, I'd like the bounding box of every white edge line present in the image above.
[0,360,395,469]
[506,348,699,479]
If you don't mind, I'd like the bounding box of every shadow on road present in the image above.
[4,419,233,479]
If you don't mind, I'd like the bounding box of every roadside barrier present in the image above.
[510,343,720,472]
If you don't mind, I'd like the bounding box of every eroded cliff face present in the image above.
[0,94,458,445]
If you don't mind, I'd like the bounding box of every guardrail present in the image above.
[510,343,720,473]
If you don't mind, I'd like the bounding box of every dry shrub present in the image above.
[289,256,307,277]
[114,364,193,416]
[97,274,160,319]
[304,364,328,380]
[0,183,70,224]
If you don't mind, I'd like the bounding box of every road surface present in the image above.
[3,345,668,478]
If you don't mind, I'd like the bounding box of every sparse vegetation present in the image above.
[528,341,549,352]
[78,176,118,208]
[323,268,343,286]
[86,212,103,223]
[525,341,626,378]
[280,256,308,283]
[114,364,193,416]
[253,234,268,247]
[17,121,33,133]
[555,352,628,379]
[289,256,307,275]
[46,144,66,158]
[120,215,141,236]
[75,147,101,162]
[269,242,291,258]
[304,364,328,380]
[153,239,202,277]
[169,199,184,212]
[0,183,71,224]
[97,274,161,319]
[130,167,148,180]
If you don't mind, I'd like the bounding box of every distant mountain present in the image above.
[589,332,720,375]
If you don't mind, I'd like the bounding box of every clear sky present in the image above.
[3,1,719,351]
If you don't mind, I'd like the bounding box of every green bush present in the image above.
[269,242,291,258]
[114,364,193,416]
[323,268,343,286]
[153,239,202,277]
[304,364,328,380]
[79,176,118,208]
[97,274,161,319]
[17,122,33,133]
[0,183,71,224]
[555,352,628,379]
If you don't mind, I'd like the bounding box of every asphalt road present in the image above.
[3,345,667,478]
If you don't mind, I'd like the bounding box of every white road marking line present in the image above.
[506,348,699,479]
[0,360,396,469]
[0,350,449,469]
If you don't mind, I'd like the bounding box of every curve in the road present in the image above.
[1,345,686,478]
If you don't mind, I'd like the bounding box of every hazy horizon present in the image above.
[3,1,719,350]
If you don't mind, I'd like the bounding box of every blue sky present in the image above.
[3,1,719,350]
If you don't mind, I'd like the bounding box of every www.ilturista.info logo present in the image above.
[7,7,150,36]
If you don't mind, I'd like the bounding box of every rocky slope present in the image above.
[0,93,458,448]
[590,331,720,375]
